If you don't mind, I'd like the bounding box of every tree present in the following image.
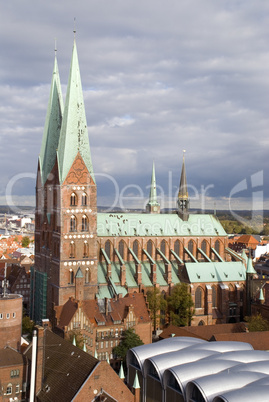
[22,316,35,340]
[168,283,195,326]
[245,314,269,332]
[113,328,143,364]
[68,330,84,349]
[22,236,30,248]
[147,287,167,332]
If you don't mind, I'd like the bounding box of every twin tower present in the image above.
[32,40,189,322]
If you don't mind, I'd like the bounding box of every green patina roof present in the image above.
[57,41,95,184]
[39,56,63,185]
[75,267,83,278]
[185,261,246,283]
[246,257,257,275]
[97,213,226,237]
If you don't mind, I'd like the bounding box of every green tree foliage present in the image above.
[22,236,30,248]
[168,283,195,326]
[113,328,143,363]
[68,330,84,349]
[22,316,35,340]
[245,314,269,332]
[147,287,167,332]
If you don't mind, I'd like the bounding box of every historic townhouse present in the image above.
[31,39,249,329]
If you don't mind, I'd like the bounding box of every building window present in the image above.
[0,313,2,319]
[82,215,88,231]
[13,312,16,318]
[81,192,87,206]
[69,269,74,285]
[6,385,12,395]
[6,313,10,319]
[105,241,111,260]
[15,384,20,394]
[212,286,217,308]
[83,241,89,258]
[195,287,202,308]
[70,216,76,232]
[70,241,75,258]
[70,193,77,206]
[188,240,194,254]
[133,240,138,257]
[147,240,153,257]
[11,369,19,378]
[161,239,166,255]
[85,268,90,284]
[201,240,207,253]
[174,240,181,256]
[215,240,220,254]
[119,240,124,259]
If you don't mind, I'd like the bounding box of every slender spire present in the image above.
[72,335,76,346]
[259,288,264,302]
[39,52,63,184]
[57,40,95,184]
[246,255,256,275]
[177,150,189,220]
[146,161,160,213]
[119,361,125,380]
[83,341,87,352]
[133,370,140,389]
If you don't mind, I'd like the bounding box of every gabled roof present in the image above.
[211,331,269,351]
[185,261,246,283]
[236,235,259,245]
[0,347,24,367]
[25,329,98,402]
[57,41,95,184]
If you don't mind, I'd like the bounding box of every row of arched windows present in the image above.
[103,239,221,260]
[70,241,89,259]
[70,215,88,232]
[194,284,242,309]
[70,192,87,206]
[69,268,90,284]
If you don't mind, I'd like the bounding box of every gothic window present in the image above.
[201,240,207,253]
[70,216,76,232]
[212,286,217,308]
[174,240,181,256]
[160,239,166,255]
[119,240,124,259]
[188,240,194,254]
[229,284,235,302]
[105,241,111,260]
[83,241,89,258]
[82,192,87,206]
[147,240,153,257]
[133,240,138,257]
[85,268,90,283]
[69,269,74,285]
[215,240,220,254]
[70,241,75,259]
[70,193,77,206]
[195,287,202,308]
[82,215,88,231]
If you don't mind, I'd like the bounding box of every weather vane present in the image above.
[54,38,57,57]
[73,17,76,38]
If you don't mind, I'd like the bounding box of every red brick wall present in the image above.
[0,295,22,350]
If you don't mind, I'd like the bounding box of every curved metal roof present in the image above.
[230,360,269,375]
[189,341,253,353]
[210,350,269,363]
[126,336,205,370]
[185,371,267,402]
[163,359,240,395]
[144,348,222,383]
[213,385,269,402]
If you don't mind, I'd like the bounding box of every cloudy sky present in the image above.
[0,0,268,214]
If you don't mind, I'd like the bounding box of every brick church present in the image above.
[31,39,250,330]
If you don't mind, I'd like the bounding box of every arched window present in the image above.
[82,215,88,231]
[147,240,153,257]
[188,240,194,254]
[105,241,111,260]
[215,240,220,254]
[212,286,217,308]
[133,240,138,257]
[70,193,77,206]
[119,240,125,259]
[229,284,235,302]
[70,241,75,259]
[70,216,76,232]
[85,268,90,283]
[201,240,207,253]
[69,269,74,284]
[6,384,12,395]
[82,192,87,206]
[161,240,166,255]
[83,241,89,258]
[195,287,202,308]
[174,240,181,256]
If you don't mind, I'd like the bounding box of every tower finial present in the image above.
[177,150,189,221]
[54,38,57,57]
[73,17,76,39]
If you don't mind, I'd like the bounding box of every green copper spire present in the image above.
[259,288,264,301]
[119,361,125,380]
[177,150,189,220]
[246,256,256,275]
[39,55,63,184]
[146,161,160,213]
[57,40,95,184]
[133,370,140,389]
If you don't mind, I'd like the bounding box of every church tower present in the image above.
[177,151,189,221]
[32,41,98,323]
[146,161,160,213]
